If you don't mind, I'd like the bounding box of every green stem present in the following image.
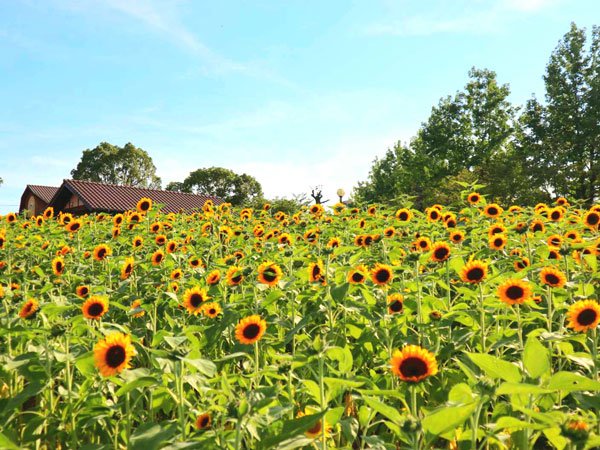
[516,304,523,351]
[479,284,486,353]
[416,261,422,345]
[254,341,260,386]
[126,392,132,449]
[318,352,327,450]
[65,335,77,448]
[178,360,186,441]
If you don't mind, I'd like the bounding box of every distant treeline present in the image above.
[354,23,600,208]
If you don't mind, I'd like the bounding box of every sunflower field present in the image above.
[1,191,600,450]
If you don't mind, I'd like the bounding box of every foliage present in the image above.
[0,192,599,449]
[356,23,600,207]
[71,142,162,189]
[167,167,263,206]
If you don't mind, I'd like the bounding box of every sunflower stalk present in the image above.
[478,284,486,353]
[318,350,327,450]
[177,359,186,441]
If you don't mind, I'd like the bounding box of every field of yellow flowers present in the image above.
[1,191,600,450]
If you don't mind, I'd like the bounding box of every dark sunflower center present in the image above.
[243,323,260,339]
[399,357,428,378]
[124,264,132,274]
[140,201,150,210]
[506,285,524,300]
[262,268,277,282]
[494,238,503,247]
[24,303,33,314]
[430,211,439,220]
[98,248,106,259]
[364,236,373,245]
[201,417,209,427]
[190,293,204,307]
[375,269,390,283]
[312,266,321,278]
[155,254,163,263]
[492,228,502,235]
[351,272,364,282]
[81,287,89,295]
[471,195,479,202]
[533,223,543,232]
[545,273,559,285]
[389,300,403,312]
[419,240,428,248]
[307,420,322,435]
[577,309,597,326]
[209,308,216,315]
[549,251,558,259]
[56,262,63,272]
[71,223,80,230]
[399,212,408,220]
[434,248,449,260]
[467,267,484,281]
[191,260,199,266]
[356,237,364,245]
[587,213,599,225]
[446,220,456,228]
[105,345,126,368]
[488,207,498,215]
[88,302,104,317]
[231,274,242,283]
[551,211,560,219]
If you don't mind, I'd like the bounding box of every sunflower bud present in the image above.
[474,377,495,397]
[401,416,421,433]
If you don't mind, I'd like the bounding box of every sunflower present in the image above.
[151,249,165,266]
[308,259,326,284]
[52,256,65,276]
[155,234,167,245]
[130,299,145,318]
[206,269,221,285]
[395,208,412,222]
[467,192,481,204]
[235,315,267,345]
[226,266,244,286]
[278,233,293,246]
[540,266,567,288]
[371,264,393,286]
[488,234,507,250]
[583,210,600,229]
[170,268,183,280]
[195,413,211,430]
[415,236,431,252]
[347,265,368,284]
[120,257,134,280]
[566,299,600,333]
[43,207,54,219]
[387,293,404,314]
[94,332,134,377]
[136,197,153,213]
[132,236,144,248]
[66,219,83,233]
[389,345,438,382]
[548,207,564,222]
[497,279,532,305]
[488,223,507,237]
[19,299,38,319]
[76,285,90,298]
[257,261,283,287]
[450,230,465,243]
[0,234,5,249]
[183,286,210,315]
[430,241,451,262]
[327,237,341,248]
[564,230,580,242]
[460,260,488,283]
[6,212,17,224]
[202,302,222,318]
[296,408,332,439]
[150,222,162,234]
[426,208,441,222]
[547,247,561,260]
[483,203,503,218]
[382,226,395,238]
[354,235,365,246]
[530,220,545,233]
[82,296,109,320]
[514,257,530,271]
[189,256,202,268]
[93,244,112,262]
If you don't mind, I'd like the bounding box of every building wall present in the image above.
[24,194,47,218]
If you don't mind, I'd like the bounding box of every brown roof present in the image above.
[27,185,59,203]
[49,179,224,214]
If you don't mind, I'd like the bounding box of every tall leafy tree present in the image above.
[169,167,263,206]
[517,23,600,203]
[71,142,161,189]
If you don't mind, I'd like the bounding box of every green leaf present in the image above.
[0,432,20,450]
[130,423,175,450]
[330,283,349,303]
[523,336,549,378]
[258,410,327,449]
[546,372,600,392]
[325,406,345,426]
[184,358,217,377]
[495,417,547,431]
[448,383,474,404]
[326,346,353,374]
[362,396,403,424]
[496,383,552,396]
[75,351,96,377]
[467,353,521,383]
[116,376,159,397]
[422,402,477,435]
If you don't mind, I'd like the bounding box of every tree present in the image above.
[517,23,600,204]
[170,167,263,206]
[71,142,161,189]
[356,68,520,207]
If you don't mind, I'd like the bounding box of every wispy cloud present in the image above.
[364,0,561,36]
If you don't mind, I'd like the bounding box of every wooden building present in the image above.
[19,185,59,217]
[20,179,223,216]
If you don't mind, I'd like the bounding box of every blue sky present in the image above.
[1,0,598,213]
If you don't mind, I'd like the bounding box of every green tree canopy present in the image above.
[71,142,161,189]
[167,167,263,206]
[516,23,600,204]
